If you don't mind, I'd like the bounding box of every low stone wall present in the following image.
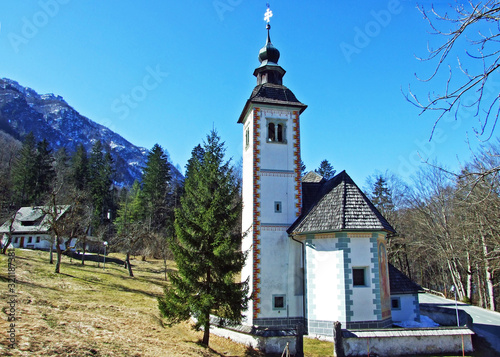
[207,316,302,355]
[340,327,474,357]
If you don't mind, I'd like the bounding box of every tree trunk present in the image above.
[2,236,12,254]
[476,263,485,308]
[466,250,473,301]
[81,237,86,265]
[479,217,496,310]
[202,317,210,346]
[126,252,134,277]
[55,241,62,274]
[49,237,54,264]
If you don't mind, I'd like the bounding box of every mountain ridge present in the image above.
[0,77,183,186]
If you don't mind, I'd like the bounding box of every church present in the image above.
[237,14,421,338]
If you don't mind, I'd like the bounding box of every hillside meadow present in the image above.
[0,249,333,357]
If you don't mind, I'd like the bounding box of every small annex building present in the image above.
[0,206,73,250]
[238,19,423,338]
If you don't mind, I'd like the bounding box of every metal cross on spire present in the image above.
[264,3,273,23]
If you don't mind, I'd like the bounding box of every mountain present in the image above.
[0,78,183,186]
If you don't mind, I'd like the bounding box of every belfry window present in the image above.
[267,119,286,143]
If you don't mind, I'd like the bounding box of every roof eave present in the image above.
[238,99,308,124]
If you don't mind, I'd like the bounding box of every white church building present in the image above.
[238,21,421,337]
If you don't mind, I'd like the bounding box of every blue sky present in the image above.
[1,1,496,186]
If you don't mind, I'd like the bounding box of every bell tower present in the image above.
[238,8,307,328]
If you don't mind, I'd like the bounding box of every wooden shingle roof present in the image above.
[237,83,307,123]
[288,171,395,234]
[389,264,423,294]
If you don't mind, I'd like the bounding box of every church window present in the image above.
[245,127,250,150]
[274,201,282,213]
[391,297,401,310]
[353,267,368,286]
[272,294,286,310]
[268,123,275,141]
[277,124,283,142]
[267,119,286,143]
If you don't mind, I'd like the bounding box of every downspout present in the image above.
[291,234,306,327]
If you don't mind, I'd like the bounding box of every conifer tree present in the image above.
[142,144,171,232]
[315,159,336,180]
[88,141,113,223]
[71,143,89,191]
[370,175,395,219]
[158,131,248,347]
[12,132,37,205]
[33,139,55,204]
[114,180,146,277]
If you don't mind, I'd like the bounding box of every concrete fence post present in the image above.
[333,321,345,357]
[295,323,304,357]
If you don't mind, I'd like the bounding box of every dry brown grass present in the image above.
[0,249,264,357]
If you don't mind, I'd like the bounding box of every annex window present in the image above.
[267,119,286,143]
[391,297,401,310]
[353,267,368,287]
[274,201,282,213]
[273,294,286,310]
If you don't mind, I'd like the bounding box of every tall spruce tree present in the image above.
[88,141,113,223]
[33,139,55,204]
[12,132,37,205]
[114,180,146,277]
[315,159,336,180]
[71,143,89,191]
[158,131,248,347]
[142,144,171,232]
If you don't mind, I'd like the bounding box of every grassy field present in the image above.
[0,249,271,357]
[0,249,491,357]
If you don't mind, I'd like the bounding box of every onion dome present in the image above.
[258,24,280,65]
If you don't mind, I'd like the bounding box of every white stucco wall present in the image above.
[391,293,419,322]
[305,238,346,326]
[349,237,377,322]
[240,105,303,324]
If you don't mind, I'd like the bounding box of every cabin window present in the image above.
[36,236,41,243]
[391,297,401,310]
[267,119,286,143]
[274,201,282,213]
[273,294,286,310]
[14,237,19,244]
[28,236,33,244]
[353,267,368,287]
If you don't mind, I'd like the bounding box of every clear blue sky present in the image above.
[1,1,494,186]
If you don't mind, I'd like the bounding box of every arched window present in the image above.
[268,123,275,142]
[266,119,287,143]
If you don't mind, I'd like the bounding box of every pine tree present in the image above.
[315,159,336,180]
[12,132,37,205]
[142,144,171,232]
[33,139,55,204]
[371,175,394,219]
[70,143,89,191]
[158,131,248,347]
[114,180,146,277]
[88,141,113,223]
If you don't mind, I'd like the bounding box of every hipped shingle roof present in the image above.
[288,171,395,234]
